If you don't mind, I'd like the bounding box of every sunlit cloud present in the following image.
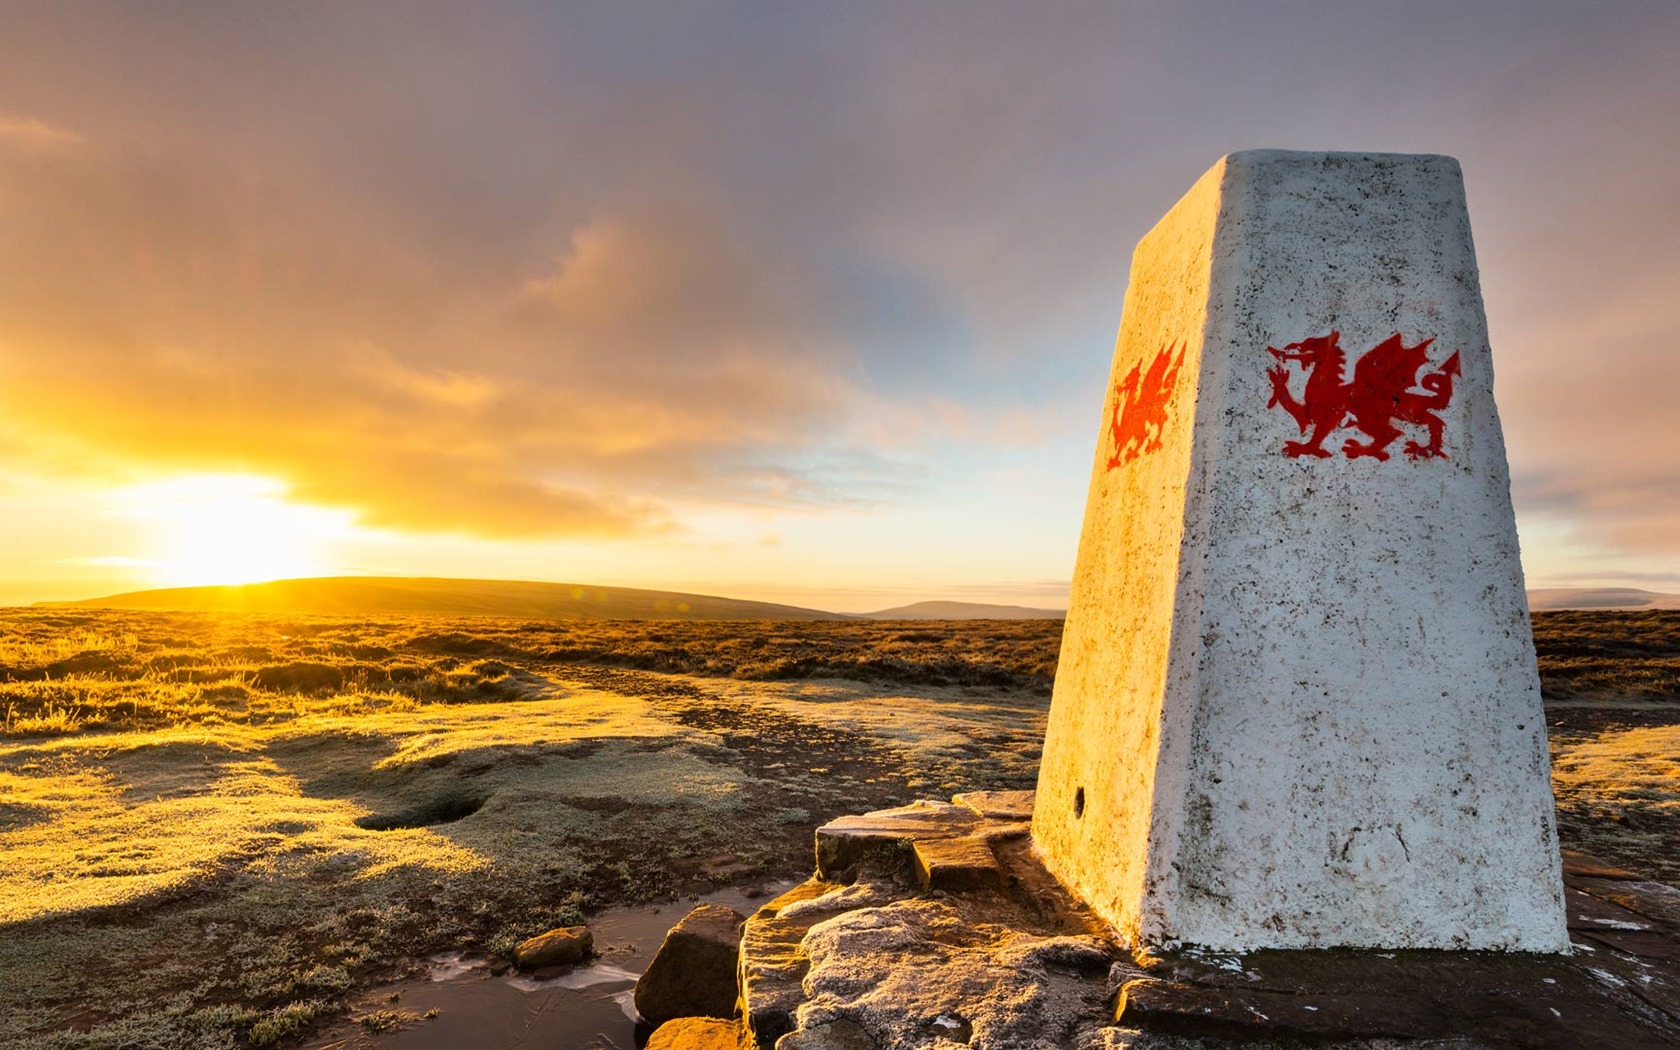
[0,127,899,542]
[0,115,81,151]
[0,2,1674,607]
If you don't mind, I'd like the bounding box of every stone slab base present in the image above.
[721,796,1680,1048]
[1115,853,1680,1047]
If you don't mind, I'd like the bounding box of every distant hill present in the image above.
[40,578,1680,620]
[36,576,846,621]
[1528,587,1680,611]
[861,600,1065,620]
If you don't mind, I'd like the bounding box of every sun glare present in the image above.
[115,475,356,588]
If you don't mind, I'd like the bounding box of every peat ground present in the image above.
[0,609,1674,1048]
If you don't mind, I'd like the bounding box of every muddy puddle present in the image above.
[304,881,793,1050]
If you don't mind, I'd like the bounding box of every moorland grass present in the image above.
[1532,609,1680,702]
[0,608,1674,1048]
[0,610,1062,740]
[0,609,1056,1049]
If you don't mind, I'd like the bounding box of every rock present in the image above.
[1121,932,1680,1050]
[911,835,1002,893]
[790,899,1114,1049]
[773,1019,875,1050]
[950,789,1035,821]
[740,913,809,1047]
[513,924,591,969]
[647,1016,747,1050]
[1562,849,1641,881]
[635,904,746,1027]
[777,881,894,923]
[814,801,978,880]
[738,880,864,1047]
[812,800,1028,883]
[1118,977,1452,1041]
[748,795,1680,1049]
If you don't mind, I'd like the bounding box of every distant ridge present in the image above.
[36,578,1680,620]
[861,600,1065,620]
[1527,587,1680,611]
[36,576,846,621]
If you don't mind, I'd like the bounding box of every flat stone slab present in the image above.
[1574,877,1680,931]
[1111,847,1680,1048]
[1119,945,1680,1048]
[751,798,1680,1048]
[1118,977,1455,1041]
[912,835,1002,892]
[813,800,1026,882]
[951,789,1035,821]
[1563,848,1643,880]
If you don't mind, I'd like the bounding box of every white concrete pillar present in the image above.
[1032,151,1568,952]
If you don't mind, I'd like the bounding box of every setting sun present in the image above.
[113,475,356,588]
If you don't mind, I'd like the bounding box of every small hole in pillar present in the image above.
[1074,787,1085,819]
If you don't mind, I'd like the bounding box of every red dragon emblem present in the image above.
[1265,330,1461,461]
[1106,343,1185,469]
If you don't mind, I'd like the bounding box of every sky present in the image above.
[0,0,1676,612]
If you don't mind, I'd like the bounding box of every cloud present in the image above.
[0,138,878,538]
[0,1,1675,580]
[0,116,80,151]
[1498,268,1680,559]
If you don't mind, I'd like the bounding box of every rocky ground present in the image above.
[0,609,1675,1048]
[684,794,1680,1050]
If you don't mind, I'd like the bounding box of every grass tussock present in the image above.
[0,608,1054,1050]
[0,607,1673,1049]
[0,610,1061,741]
[1532,610,1680,702]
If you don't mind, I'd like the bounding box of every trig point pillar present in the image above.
[1032,150,1568,952]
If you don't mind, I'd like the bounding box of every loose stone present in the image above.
[646,1016,749,1050]
[634,904,747,1027]
[512,924,592,969]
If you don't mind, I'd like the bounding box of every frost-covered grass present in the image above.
[0,608,1673,1048]
[0,609,1052,1049]
[0,694,735,1049]
[1552,722,1680,886]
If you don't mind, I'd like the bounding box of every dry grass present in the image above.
[0,608,1674,1049]
[0,611,1060,742]
[1533,609,1680,702]
[1552,723,1680,885]
[0,609,1053,1050]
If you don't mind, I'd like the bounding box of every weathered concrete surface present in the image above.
[1034,150,1567,952]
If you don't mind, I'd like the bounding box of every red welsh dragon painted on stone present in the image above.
[1106,343,1184,469]
[1265,330,1461,461]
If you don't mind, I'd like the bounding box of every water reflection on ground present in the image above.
[304,881,790,1050]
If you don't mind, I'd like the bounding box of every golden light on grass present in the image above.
[114,474,356,588]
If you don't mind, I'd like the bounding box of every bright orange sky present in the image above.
[1,2,1676,612]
